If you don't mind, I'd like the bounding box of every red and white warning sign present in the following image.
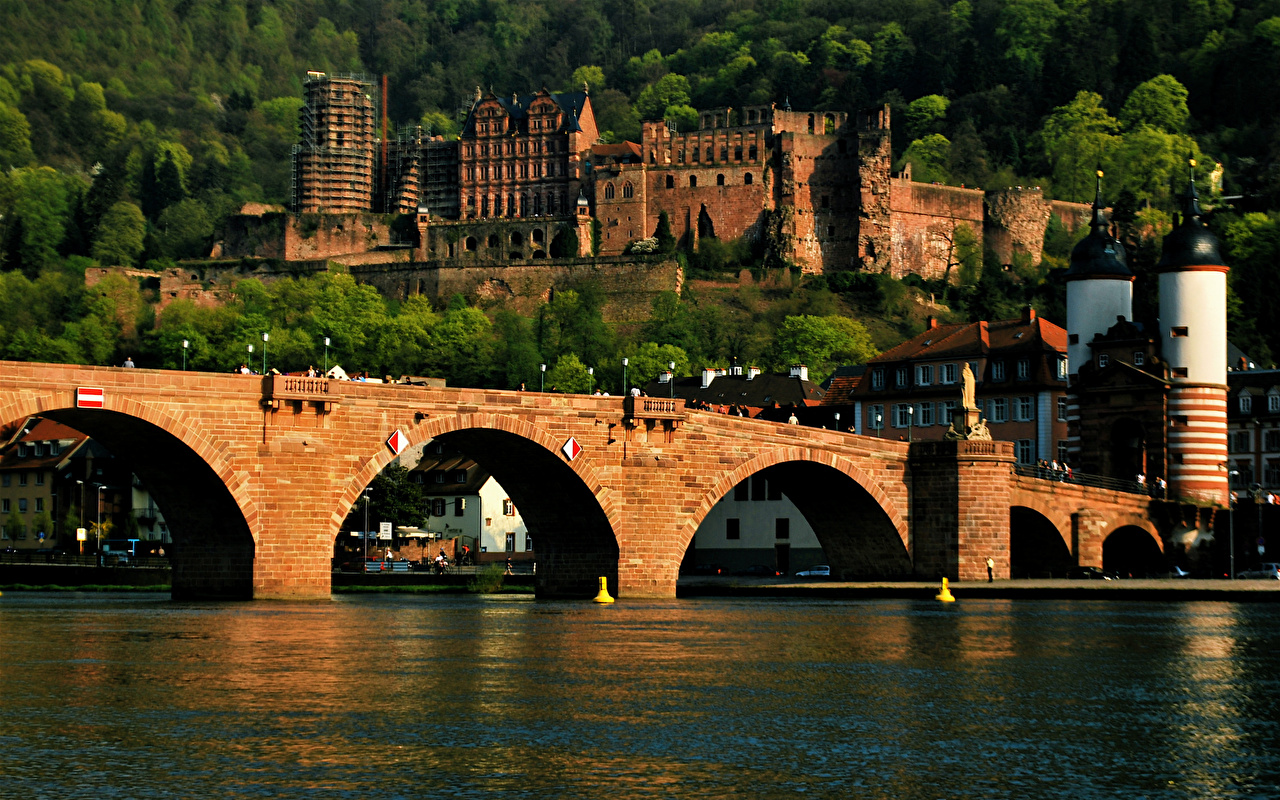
[76,387,105,409]
[561,437,582,461]
[386,429,409,455]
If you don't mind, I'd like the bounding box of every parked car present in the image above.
[1237,563,1280,580]
[794,565,830,577]
[686,563,723,576]
[734,564,780,577]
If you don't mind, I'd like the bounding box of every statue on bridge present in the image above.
[945,362,991,441]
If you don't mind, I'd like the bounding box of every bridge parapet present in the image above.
[624,396,686,424]
[262,375,339,412]
[910,439,1014,461]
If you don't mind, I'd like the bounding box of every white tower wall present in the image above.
[1066,278,1132,375]
[1158,270,1227,385]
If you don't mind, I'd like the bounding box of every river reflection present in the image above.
[1,594,1277,799]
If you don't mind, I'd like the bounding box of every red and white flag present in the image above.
[76,387,105,409]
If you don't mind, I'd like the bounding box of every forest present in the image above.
[1,0,1280,383]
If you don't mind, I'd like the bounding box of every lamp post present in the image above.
[539,363,546,392]
[1230,470,1239,579]
[182,339,189,371]
[94,483,104,558]
[907,404,914,442]
[1252,481,1264,568]
[622,357,629,396]
[323,337,331,374]
[75,479,84,555]
[587,367,594,394]
[247,343,254,372]
[875,412,882,438]
[669,361,676,398]
[363,488,372,564]
[261,332,269,374]
[834,412,841,431]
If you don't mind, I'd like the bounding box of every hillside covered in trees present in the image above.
[2,0,1280,380]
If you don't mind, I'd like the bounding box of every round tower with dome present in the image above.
[1157,162,1230,504]
[1063,171,1134,379]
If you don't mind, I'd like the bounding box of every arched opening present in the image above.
[622,182,634,198]
[1010,507,1072,578]
[532,228,544,244]
[824,114,835,134]
[744,172,753,185]
[487,234,499,248]
[697,205,716,240]
[681,460,909,580]
[23,409,255,599]
[428,428,619,597]
[1109,418,1146,480]
[464,236,477,252]
[665,175,674,189]
[689,175,697,188]
[531,249,546,259]
[1103,526,1164,578]
[508,252,522,260]
[510,231,523,246]
[716,174,725,186]
[549,229,575,258]
[604,182,615,199]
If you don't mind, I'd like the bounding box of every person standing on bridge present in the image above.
[122,356,136,368]
[986,556,995,582]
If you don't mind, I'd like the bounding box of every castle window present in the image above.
[807,114,815,134]
[689,176,697,188]
[825,114,835,134]
[744,172,753,185]
[622,182,634,198]
[705,147,713,161]
[604,183,615,199]
[1017,439,1034,465]
[821,195,830,209]
[749,145,758,160]
[488,234,499,248]
[734,145,743,160]
[1171,326,1189,337]
[666,175,674,189]
[827,225,835,237]
[464,236,477,251]
[720,147,728,160]
[717,174,725,186]
[511,231,523,246]
[1172,367,1188,378]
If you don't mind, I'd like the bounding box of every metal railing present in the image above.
[1012,464,1164,496]
[0,551,171,568]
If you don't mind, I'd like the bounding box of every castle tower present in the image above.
[1157,166,1229,504]
[292,73,377,213]
[1064,172,1133,379]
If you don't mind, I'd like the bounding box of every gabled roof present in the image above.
[819,365,866,406]
[871,313,1065,364]
[590,141,643,162]
[641,371,824,409]
[408,451,491,495]
[0,417,89,471]
[463,89,590,137]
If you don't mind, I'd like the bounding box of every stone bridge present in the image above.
[1,362,1184,598]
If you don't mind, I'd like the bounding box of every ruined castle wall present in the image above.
[419,217,580,262]
[855,107,893,273]
[1050,199,1093,233]
[220,213,395,262]
[984,187,1052,267]
[350,256,682,323]
[777,130,860,274]
[887,181,985,280]
[594,163,648,256]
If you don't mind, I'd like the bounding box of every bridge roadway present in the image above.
[1,361,1173,600]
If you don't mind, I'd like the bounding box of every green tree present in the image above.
[92,201,146,267]
[4,508,23,540]
[626,341,691,388]
[546,352,592,393]
[770,315,878,380]
[369,463,426,529]
[157,198,214,260]
[636,73,690,119]
[654,211,676,254]
[1041,91,1120,202]
[1119,74,1190,133]
[0,103,34,169]
[905,95,950,140]
[901,134,952,183]
[664,104,699,132]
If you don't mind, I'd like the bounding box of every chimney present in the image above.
[790,364,809,382]
[747,366,761,380]
[927,316,938,330]
[1022,305,1036,324]
[701,368,717,388]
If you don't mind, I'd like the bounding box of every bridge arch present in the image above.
[680,448,910,581]
[1,394,260,599]
[339,412,623,597]
[1103,521,1165,577]
[1009,506,1074,577]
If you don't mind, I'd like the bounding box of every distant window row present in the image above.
[0,472,45,488]
[864,396,1047,428]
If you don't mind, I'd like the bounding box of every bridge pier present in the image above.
[909,439,1017,581]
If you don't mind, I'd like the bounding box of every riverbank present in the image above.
[676,577,1280,602]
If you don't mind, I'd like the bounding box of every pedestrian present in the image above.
[788,412,799,425]
[505,557,513,575]
[986,556,995,583]
[630,386,641,397]
[239,363,251,375]
[122,356,136,368]
[518,382,526,391]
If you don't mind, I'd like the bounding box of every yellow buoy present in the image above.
[936,577,956,602]
[592,576,615,604]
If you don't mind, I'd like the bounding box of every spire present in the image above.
[1157,156,1227,271]
[1065,169,1131,281]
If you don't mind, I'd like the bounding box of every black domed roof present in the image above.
[1157,175,1227,271]
[1065,174,1131,281]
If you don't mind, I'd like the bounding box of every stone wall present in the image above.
[777,129,860,273]
[855,106,893,273]
[888,180,986,280]
[984,187,1053,267]
[350,255,682,323]
[220,212,396,262]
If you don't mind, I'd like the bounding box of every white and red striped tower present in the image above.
[1157,165,1229,504]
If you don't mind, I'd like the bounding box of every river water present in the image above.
[1,593,1277,799]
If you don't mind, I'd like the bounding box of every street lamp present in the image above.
[1252,481,1264,568]
[247,343,254,372]
[94,483,104,558]
[75,479,84,554]
[363,488,372,564]
[1230,469,1240,579]
[323,337,331,374]
[669,361,676,398]
[539,363,546,392]
[834,412,841,431]
[261,332,269,374]
[874,412,883,438]
[587,367,594,394]
[622,357,629,396]
[182,339,189,371]
[907,404,914,442]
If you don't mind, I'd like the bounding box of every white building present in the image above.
[687,474,824,575]
[410,441,531,563]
